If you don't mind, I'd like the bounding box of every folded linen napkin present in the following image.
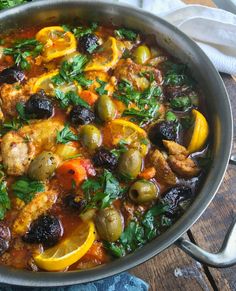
[116,0,236,75]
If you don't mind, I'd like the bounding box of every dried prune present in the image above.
[0,66,25,84]
[25,90,54,119]
[92,148,118,170]
[22,215,63,247]
[148,121,178,147]
[64,195,86,213]
[0,223,10,255]
[161,186,193,218]
[78,34,99,54]
[69,105,95,125]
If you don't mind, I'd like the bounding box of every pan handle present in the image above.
[175,155,236,268]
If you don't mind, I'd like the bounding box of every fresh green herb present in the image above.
[166,111,178,122]
[82,170,123,210]
[52,55,88,86]
[170,96,192,111]
[54,90,90,109]
[110,140,128,158]
[122,48,131,59]
[95,78,108,96]
[64,154,82,160]
[12,177,45,204]
[75,74,92,88]
[115,28,138,41]
[0,0,27,10]
[0,39,5,45]
[56,124,79,144]
[16,102,28,121]
[0,181,10,220]
[0,118,22,135]
[105,204,168,257]
[103,241,126,258]
[114,80,161,126]
[163,61,195,87]
[4,38,43,70]
[63,22,98,38]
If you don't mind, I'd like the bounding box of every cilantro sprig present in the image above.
[62,22,98,38]
[115,28,138,41]
[0,181,10,220]
[54,90,90,109]
[3,38,43,70]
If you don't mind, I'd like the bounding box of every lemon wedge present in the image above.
[33,221,95,271]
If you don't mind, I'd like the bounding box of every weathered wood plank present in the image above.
[131,238,213,291]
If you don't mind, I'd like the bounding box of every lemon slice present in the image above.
[33,221,95,271]
[36,26,77,62]
[104,119,149,156]
[33,70,81,95]
[85,37,119,72]
[187,109,209,153]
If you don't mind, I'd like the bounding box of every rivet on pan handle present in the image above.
[175,155,236,268]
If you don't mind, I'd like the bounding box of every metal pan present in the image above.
[0,0,235,287]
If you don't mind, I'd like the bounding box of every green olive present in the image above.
[118,149,142,179]
[134,45,151,65]
[96,95,116,122]
[95,207,123,242]
[28,151,59,181]
[129,180,158,204]
[80,125,102,151]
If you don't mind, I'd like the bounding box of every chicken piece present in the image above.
[163,140,188,156]
[114,58,162,91]
[163,140,200,178]
[0,78,36,117]
[1,132,35,176]
[1,119,63,175]
[151,149,177,185]
[12,190,58,236]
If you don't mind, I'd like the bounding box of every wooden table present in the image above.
[131,1,236,290]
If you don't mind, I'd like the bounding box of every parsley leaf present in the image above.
[115,28,138,41]
[4,38,43,70]
[95,78,108,96]
[82,170,123,210]
[170,96,192,111]
[54,90,90,109]
[165,111,178,122]
[0,0,27,10]
[0,181,10,220]
[12,177,45,204]
[52,55,88,86]
[63,22,98,38]
[56,124,79,144]
[74,74,92,88]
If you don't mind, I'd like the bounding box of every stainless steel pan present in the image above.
[0,0,235,287]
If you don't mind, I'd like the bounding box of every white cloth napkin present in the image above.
[114,0,236,75]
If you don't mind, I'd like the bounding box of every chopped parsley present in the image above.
[82,170,123,210]
[170,96,192,111]
[95,78,108,96]
[115,28,138,41]
[105,204,169,257]
[63,22,98,38]
[0,181,10,220]
[163,61,195,87]
[3,38,43,70]
[165,111,178,122]
[52,55,88,86]
[56,124,79,144]
[54,90,90,109]
[12,177,45,204]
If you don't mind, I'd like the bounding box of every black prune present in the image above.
[0,223,10,255]
[64,195,86,213]
[92,148,118,170]
[22,215,63,247]
[78,33,99,54]
[25,90,54,119]
[0,66,25,84]
[148,120,178,147]
[69,105,95,125]
[161,186,193,218]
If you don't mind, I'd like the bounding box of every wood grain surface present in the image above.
[131,1,236,289]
